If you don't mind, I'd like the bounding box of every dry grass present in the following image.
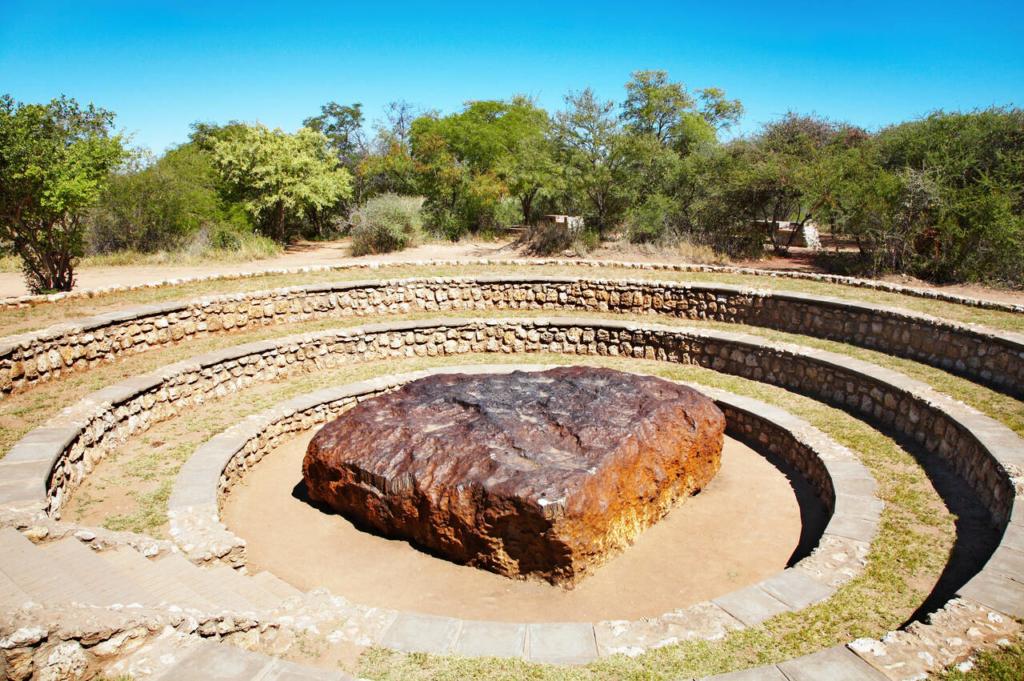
[1,263,1022,338]
[1,262,1021,679]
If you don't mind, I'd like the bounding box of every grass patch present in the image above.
[940,636,1024,680]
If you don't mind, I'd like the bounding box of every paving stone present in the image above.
[758,569,836,609]
[41,538,155,607]
[528,622,598,664]
[0,526,93,604]
[985,546,1024,583]
[958,569,1024,618]
[252,570,304,601]
[380,612,461,654]
[776,645,888,680]
[701,665,787,680]
[832,494,884,521]
[453,620,527,658]
[260,658,354,680]
[1001,522,1024,552]
[158,639,272,680]
[101,546,214,610]
[712,585,792,627]
[824,514,877,543]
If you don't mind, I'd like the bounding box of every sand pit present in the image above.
[221,431,824,623]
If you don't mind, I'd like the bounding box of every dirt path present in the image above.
[2,239,1021,306]
[0,240,516,298]
[221,432,823,623]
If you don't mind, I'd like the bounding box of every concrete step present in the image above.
[0,568,32,608]
[208,564,283,611]
[41,538,156,607]
[157,554,256,612]
[101,546,216,611]
[0,526,94,605]
[154,638,354,680]
[252,570,304,602]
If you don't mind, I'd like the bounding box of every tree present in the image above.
[303,102,366,164]
[0,95,127,292]
[89,143,253,254]
[553,88,636,233]
[211,123,352,241]
[620,70,744,153]
[411,96,553,228]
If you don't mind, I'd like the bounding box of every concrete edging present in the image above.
[1,316,1021,677]
[166,363,878,659]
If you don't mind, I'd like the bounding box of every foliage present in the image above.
[410,96,552,235]
[621,69,743,153]
[0,94,128,292]
[211,123,353,241]
[552,88,638,234]
[89,144,253,254]
[349,193,423,255]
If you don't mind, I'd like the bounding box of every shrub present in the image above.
[350,194,424,255]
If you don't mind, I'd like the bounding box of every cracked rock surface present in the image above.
[303,366,725,586]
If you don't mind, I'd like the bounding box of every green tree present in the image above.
[620,70,743,153]
[553,88,636,233]
[0,95,127,292]
[211,123,352,241]
[304,102,367,207]
[89,144,253,254]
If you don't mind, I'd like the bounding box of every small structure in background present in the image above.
[539,214,585,236]
[756,220,822,251]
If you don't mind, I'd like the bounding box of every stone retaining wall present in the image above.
[4,258,1021,313]
[2,317,1019,527]
[2,317,1022,678]
[167,365,877,659]
[2,277,1023,400]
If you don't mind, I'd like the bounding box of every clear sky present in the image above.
[2,0,1022,153]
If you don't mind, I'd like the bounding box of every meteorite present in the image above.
[302,367,724,586]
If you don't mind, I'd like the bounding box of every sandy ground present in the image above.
[222,432,824,623]
[3,239,1021,305]
[0,241,513,298]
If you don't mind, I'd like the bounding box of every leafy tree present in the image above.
[553,88,636,233]
[211,123,352,241]
[89,144,253,254]
[620,70,743,153]
[411,96,553,229]
[303,102,366,163]
[304,102,368,208]
[0,95,127,292]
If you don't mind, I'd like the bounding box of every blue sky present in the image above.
[2,1,1022,153]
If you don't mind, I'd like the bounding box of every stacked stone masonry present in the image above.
[3,258,1022,313]
[2,277,1023,401]
[167,365,873,660]
[1,316,1022,679]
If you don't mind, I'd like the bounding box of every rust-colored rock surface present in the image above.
[302,367,725,586]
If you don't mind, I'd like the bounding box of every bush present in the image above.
[350,194,424,255]
[88,145,253,254]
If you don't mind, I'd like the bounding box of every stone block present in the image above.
[528,622,598,664]
[776,645,888,680]
[380,612,461,654]
[454,620,527,658]
[758,569,835,609]
[712,585,791,626]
